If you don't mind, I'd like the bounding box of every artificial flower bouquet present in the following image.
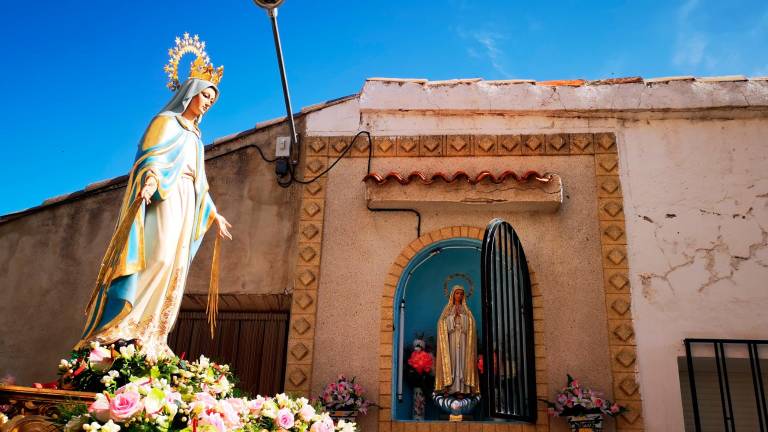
[57,340,232,394]
[318,376,372,417]
[404,336,435,389]
[542,375,627,418]
[54,340,357,432]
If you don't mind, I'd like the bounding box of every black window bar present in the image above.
[684,338,768,432]
[481,218,537,422]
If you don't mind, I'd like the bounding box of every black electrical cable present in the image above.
[288,131,368,184]
[361,133,421,238]
[211,129,420,237]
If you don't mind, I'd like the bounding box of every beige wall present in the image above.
[312,156,609,432]
[0,124,298,385]
[306,103,626,431]
[620,119,768,431]
[306,100,768,431]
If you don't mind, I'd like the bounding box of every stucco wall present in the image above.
[306,101,768,431]
[620,119,768,431]
[313,155,609,432]
[0,125,298,385]
[305,102,624,431]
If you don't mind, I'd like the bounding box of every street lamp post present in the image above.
[252,0,298,180]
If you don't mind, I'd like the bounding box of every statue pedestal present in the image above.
[432,393,481,421]
[0,384,95,432]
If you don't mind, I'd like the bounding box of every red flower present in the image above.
[407,351,433,374]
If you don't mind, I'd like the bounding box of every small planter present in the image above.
[567,413,603,432]
[328,410,357,424]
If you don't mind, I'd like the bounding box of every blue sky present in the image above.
[1,0,767,215]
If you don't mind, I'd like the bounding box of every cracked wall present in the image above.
[621,118,768,431]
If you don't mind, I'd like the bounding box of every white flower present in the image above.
[118,345,136,359]
[89,341,101,350]
[82,422,102,431]
[336,420,357,432]
[59,359,72,370]
[211,376,231,394]
[155,415,169,429]
[108,370,120,378]
[198,355,210,368]
[100,420,121,432]
[275,393,291,408]
[99,375,114,386]
[261,400,279,419]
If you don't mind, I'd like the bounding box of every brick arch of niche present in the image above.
[377,225,550,432]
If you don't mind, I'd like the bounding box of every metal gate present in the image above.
[683,338,768,431]
[481,218,537,422]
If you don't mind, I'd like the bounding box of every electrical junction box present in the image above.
[275,136,291,157]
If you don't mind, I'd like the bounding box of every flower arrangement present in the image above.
[542,375,627,418]
[404,336,434,389]
[57,340,233,395]
[318,376,372,416]
[54,341,357,432]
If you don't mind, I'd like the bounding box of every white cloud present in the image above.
[457,28,512,78]
[672,0,716,69]
[673,33,708,68]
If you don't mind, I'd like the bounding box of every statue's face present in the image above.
[185,87,217,118]
[453,289,465,304]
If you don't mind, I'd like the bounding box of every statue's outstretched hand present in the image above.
[140,177,158,205]
[216,214,233,240]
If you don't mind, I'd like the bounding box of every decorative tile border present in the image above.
[301,133,643,431]
[283,154,329,395]
[377,226,549,431]
[591,138,644,431]
[305,133,608,158]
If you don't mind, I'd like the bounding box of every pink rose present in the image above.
[226,398,248,416]
[248,396,265,415]
[277,408,295,429]
[89,346,114,372]
[310,416,334,432]
[219,400,242,428]
[109,390,143,421]
[88,393,111,422]
[299,404,316,421]
[199,412,226,432]
[166,391,182,405]
[194,392,218,406]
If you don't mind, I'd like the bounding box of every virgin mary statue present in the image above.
[435,286,480,395]
[75,74,232,357]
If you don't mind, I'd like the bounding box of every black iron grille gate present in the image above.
[683,338,768,431]
[481,218,537,422]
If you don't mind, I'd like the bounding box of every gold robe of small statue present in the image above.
[435,286,480,395]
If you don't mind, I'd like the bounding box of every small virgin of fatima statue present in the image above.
[75,34,232,358]
[435,286,480,396]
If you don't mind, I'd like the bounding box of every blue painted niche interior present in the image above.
[391,237,483,421]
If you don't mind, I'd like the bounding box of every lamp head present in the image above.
[252,0,285,10]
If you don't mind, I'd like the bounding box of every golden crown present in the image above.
[164,33,224,91]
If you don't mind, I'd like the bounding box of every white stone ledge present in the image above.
[359,79,768,113]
